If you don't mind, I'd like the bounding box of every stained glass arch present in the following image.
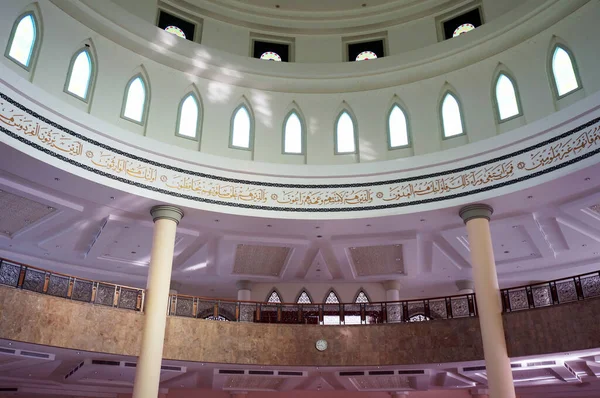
[324,290,340,304]
[493,71,521,122]
[283,109,304,154]
[356,51,377,61]
[176,92,201,139]
[387,103,410,149]
[65,47,95,101]
[354,290,370,303]
[260,51,282,61]
[121,73,149,124]
[230,102,254,150]
[550,44,581,98]
[266,289,282,303]
[165,26,186,39]
[5,11,40,70]
[440,90,465,138]
[335,109,357,154]
[453,23,475,37]
[296,290,312,304]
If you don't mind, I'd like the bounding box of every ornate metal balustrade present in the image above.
[0,259,144,311]
[167,293,478,324]
[2,257,600,324]
[501,270,600,312]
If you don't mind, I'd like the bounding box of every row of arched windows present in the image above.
[5,11,584,156]
[266,288,370,304]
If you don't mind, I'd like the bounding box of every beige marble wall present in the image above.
[1,286,599,366]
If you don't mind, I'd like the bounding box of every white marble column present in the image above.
[132,205,183,398]
[236,280,252,301]
[460,204,515,398]
[383,280,401,322]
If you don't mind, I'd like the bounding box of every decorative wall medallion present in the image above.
[316,339,328,351]
[1,87,600,215]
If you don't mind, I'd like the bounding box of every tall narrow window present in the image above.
[267,290,282,303]
[231,105,252,149]
[296,290,312,304]
[6,13,37,69]
[177,94,200,139]
[441,92,464,138]
[283,111,303,154]
[388,104,409,148]
[495,74,520,121]
[355,290,370,303]
[551,46,580,97]
[65,49,93,101]
[122,76,148,123]
[335,111,356,154]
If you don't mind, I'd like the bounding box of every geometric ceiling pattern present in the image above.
[0,190,55,237]
[348,244,404,276]
[233,244,291,276]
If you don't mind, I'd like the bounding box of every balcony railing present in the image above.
[1,257,600,324]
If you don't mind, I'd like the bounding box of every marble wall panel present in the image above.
[1,286,600,367]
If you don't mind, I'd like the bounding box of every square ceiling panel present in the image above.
[233,244,291,276]
[348,244,404,277]
[350,375,411,390]
[0,191,55,237]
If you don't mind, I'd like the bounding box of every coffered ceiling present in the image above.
[0,143,600,300]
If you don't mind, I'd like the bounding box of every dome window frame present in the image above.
[491,68,523,124]
[229,101,255,151]
[63,44,97,103]
[386,100,412,150]
[439,88,467,140]
[548,42,582,100]
[120,71,150,126]
[175,91,202,141]
[4,10,42,72]
[334,107,359,155]
[282,106,306,156]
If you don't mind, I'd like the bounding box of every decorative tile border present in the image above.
[1,91,600,212]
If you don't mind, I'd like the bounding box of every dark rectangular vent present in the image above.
[397,370,425,375]
[339,371,365,376]
[463,366,486,371]
[369,370,394,376]
[526,361,556,367]
[0,388,18,392]
[161,365,182,371]
[124,362,137,367]
[91,360,120,366]
[20,351,50,359]
[219,370,245,375]
[511,363,522,368]
[0,348,15,354]
[278,371,303,376]
[249,370,274,375]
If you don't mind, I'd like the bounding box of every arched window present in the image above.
[325,290,340,304]
[355,290,370,303]
[122,75,148,124]
[230,105,253,149]
[165,26,186,39]
[356,51,377,61]
[440,92,465,138]
[494,73,521,121]
[283,111,303,154]
[296,290,312,304]
[204,315,229,321]
[260,52,281,61]
[409,314,430,322]
[550,45,581,97]
[65,49,93,101]
[387,104,410,148]
[335,110,356,154]
[267,290,281,303]
[176,93,200,139]
[5,13,38,69]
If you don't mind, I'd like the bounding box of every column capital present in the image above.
[382,280,401,291]
[236,280,252,290]
[150,205,184,224]
[456,280,474,293]
[459,204,493,224]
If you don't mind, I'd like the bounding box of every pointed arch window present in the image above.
[176,93,200,139]
[335,111,356,154]
[355,290,370,303]
[494,73,521,121]
[230,105,252,149]
[267,290,281,303]
[65,49,93,101]
[388,104,410,148]
[551,45,580,97]
[409,314,430,322]
[283,111,303,154]
[6,13,38,69]
[325,290,340,304]
[441,92,465,138]
[122,75,148,124]
[296,291,312,304]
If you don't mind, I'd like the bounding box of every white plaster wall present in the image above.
[0,0,598,168]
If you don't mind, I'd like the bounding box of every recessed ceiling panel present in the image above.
[348,244,404,276]
[225,375,284,390]
[350,375,411,390]
[233,244,291,276]
[0,191,55,237]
